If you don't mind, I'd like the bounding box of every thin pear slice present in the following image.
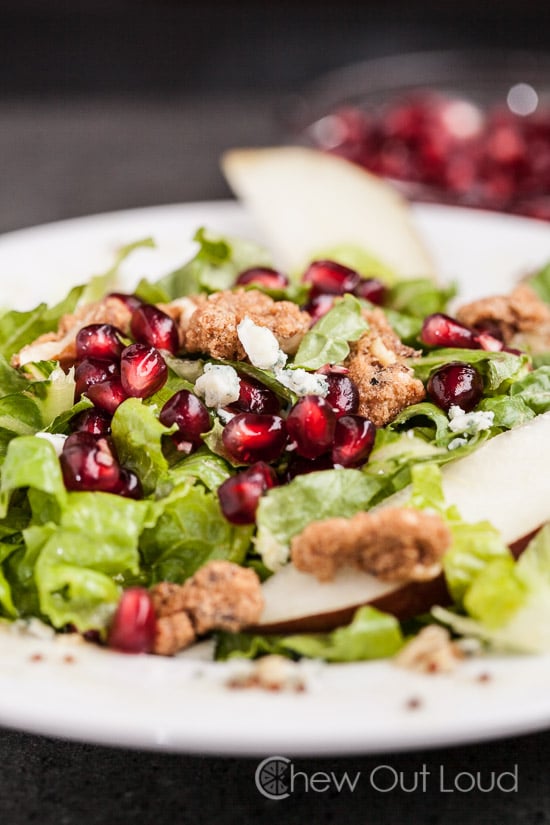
[255,411,550,633]
[222,146,436,279]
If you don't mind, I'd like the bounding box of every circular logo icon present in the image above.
[255,756,291,800]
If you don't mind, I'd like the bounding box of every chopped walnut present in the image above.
[227,655,306,693]
[456,283,550,352]
[291,507,451,583]
[12,296,132,368]
[180,561,264,635]
[344,309,425,427]
[153,613,196,657]
[395,626,464,674]
[183,289,310,360]
[150,561,264,656]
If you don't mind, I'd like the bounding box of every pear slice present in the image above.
[222,146,436,279]
[254,411,550,633]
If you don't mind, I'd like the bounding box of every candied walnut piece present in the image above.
[180,560,264,635]
[149,581,189,617]
[395,626,464,674]
[12,297,132,368]
[456,283,550,349]
[291,507,451,583]
[344,309,425,427]
[153,612,196,657]
[183,289,310,360]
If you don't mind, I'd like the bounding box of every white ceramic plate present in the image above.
[0,201,550,756]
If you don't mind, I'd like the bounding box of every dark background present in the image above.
[1,2,550,823]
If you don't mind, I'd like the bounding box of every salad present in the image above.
[2,213,550,672]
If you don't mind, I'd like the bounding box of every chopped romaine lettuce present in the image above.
[294,294,368,369]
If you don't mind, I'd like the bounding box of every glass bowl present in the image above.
[293,51,550,221]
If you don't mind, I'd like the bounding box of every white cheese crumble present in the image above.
[35,432,68,456]
[194,363,240,408]
[447,436,469,451]
[237,316,287,370]
[275,367,329,398]
[448,405,494,436]
[256,529,289,571]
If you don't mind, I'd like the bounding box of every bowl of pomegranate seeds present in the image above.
[298,50,550,220]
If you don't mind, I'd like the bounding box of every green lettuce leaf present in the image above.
[477,395,535,429]
[140,482,253,583]
[386,278,456,318]
[509,366,550,414]
[255,469,382,570]
[294,294,368,369]
[0,436,66,520]
[527,261,550,304]
[168,447,233,492]
[0,356,29,398]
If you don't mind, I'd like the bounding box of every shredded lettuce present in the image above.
[111,399,175,497]
[294,294,368,369]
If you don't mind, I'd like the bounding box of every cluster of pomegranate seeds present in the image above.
[108,588,156,654]
[421,312,505,352]
[218,461,277,524]
[309,94,550,221]
[159,389,211,454]
[235,267,289,290]
[74,359,119,400]
[427,362,484,412]
[228,374,281,416]
[302,260,386,306]
[332,415,376,467]
[130,304,179,354]
[222,413,287,464]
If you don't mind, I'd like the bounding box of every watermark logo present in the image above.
[255,756,291,800]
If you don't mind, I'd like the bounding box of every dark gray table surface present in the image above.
[0,95,549,824]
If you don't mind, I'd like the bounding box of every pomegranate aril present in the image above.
[228,374,281,416]
[222,413,286,464]
[235,267,289,290]
[353,278,387,305]
[421,313,478,348]
[324,373,360,417]
[74,359,119,400]
[159,389,210,453]
[70,408,112,436]
[87,376,128,415]
[108,588,156,654]
[304,294,335,325]
[108,292,143,312]
[60,432,121,492]
[75,323,125,362]
[302,260,361,297]
[113,468,143,499]
[286,395,336,459]
[130,304,179,354]
[427,361,484,412]
[475,331,503,352]
[332,415,376,468]
[218,461,277,525]
[286,453,334,481]
[120,343,167,398]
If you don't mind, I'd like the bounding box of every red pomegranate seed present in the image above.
[108,588,156,654]
[60,432,121,492]
[302,260,361,297]
[353,278,387,305]
[222,413,286,464]
[474,331,504,352]
[332,415,376,467]
[130,304,179,354]
[120,343,167,398]
[159,389,211,453]
[228,374,281,416]
[87,376,128,414]
[108,292,143,312]
[235,267,289,289]
[304,294,335,325]
[113,468,143,499]
[218,462,277,525]
[421,313,478,348]
[324,373,360,418]
[286,453,334,481]
[70,408,112,436]
[286,396,336,459]
[74,359,119,400]
[75,324,125,362]
[427,362,484,412]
